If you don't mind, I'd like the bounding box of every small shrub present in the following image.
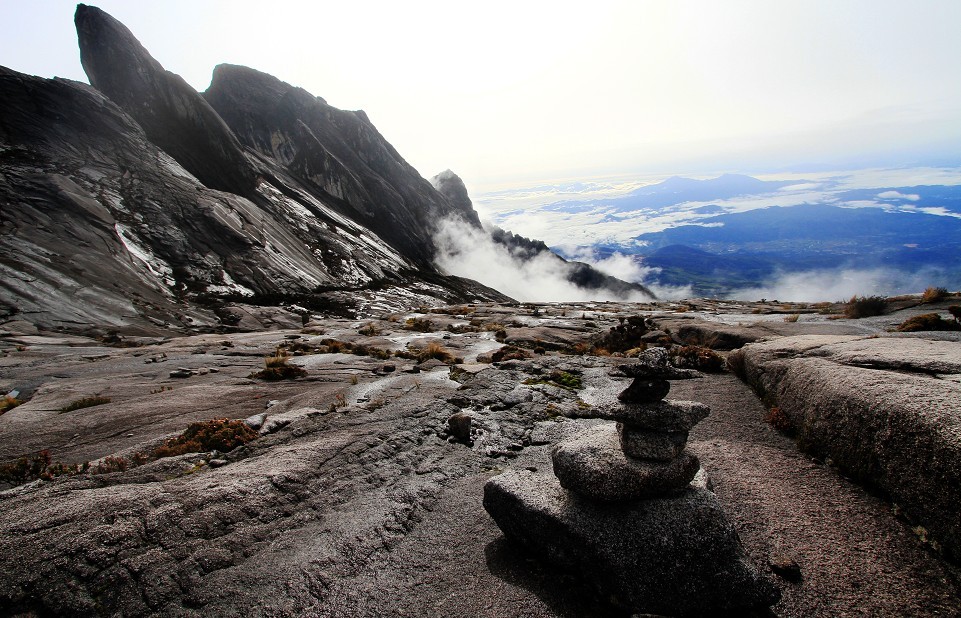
[404,317,435,332]
[895,313,961,332]
[494,329,508,342]
[60,396,112,413]
[250,349,307,380]
[367,347,392,360]
[154,418,258,458]
[844,295,887,319]
[921,286,949,304]
[0,396,22,415]
[0,450,53,484]
[401,342,454,364]
[491,345,532,363]
[287,341,316,354]
[670,345,725,373]
[949,306,961,323]
[358,322,382,336]
[93,456,129,474]
[321,338,352,354]
[765,407,793,434]
[784,314,800,323]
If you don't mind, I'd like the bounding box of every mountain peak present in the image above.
[430,170,482,229]
[75,4,256,195]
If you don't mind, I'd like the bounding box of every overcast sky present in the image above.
[2,1,960,192]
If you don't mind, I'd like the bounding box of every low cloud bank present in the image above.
[560,247,693,300]
[728,267,960,303]
[432,219,651,302]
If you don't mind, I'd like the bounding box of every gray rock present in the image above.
[259,417,290,435]
[483,469,780,615]
[551,425,700,501]
[169,369,193,379]
[447,412,472,442]
[208,458,228,468]
[730,334,961,562]
[244,413,267,430]
[617,425,688,461]
[617,378,670,404]
[591,400,710,431]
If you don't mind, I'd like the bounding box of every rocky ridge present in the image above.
[1,5,648,337]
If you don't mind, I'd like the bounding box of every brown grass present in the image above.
[250,349,307,380]
[921,286,949,304]
[0,396,22,415]
[895,313,961,332]
[765,407,793,434]
[844,295,887,319]
[59,396,112,413]
[154,418,258,458]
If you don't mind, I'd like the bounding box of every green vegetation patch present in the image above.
[523,370,583,391]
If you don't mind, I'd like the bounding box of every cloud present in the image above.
[877,190,920,201]
[558,247,693,300]
[432,218,651,302]
[728,266,958,302]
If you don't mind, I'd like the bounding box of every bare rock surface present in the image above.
[678,372,961,617]
[730,333,961,562]
[1,302,959,616]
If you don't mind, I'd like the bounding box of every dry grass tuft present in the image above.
[60,396,112,413]
[921,286,949,304]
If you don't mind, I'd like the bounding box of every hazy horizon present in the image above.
[2,1,960,194]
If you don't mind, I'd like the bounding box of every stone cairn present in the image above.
[483,346,780,615]
[551,346,709,502]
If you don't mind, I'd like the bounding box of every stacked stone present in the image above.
[551,347,710,501]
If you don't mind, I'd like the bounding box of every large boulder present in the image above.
[484,468,780,616]
[730,334,961,562]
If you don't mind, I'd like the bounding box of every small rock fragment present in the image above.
[244,413,267,430]
[447,412,472,442]
[769,552,802,582]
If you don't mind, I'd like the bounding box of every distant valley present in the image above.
[477,171,961,299]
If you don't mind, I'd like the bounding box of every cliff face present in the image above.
[1,4,651,334]
[203,64,479,266]
[1,6,516,334]
[75,5,257,196]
